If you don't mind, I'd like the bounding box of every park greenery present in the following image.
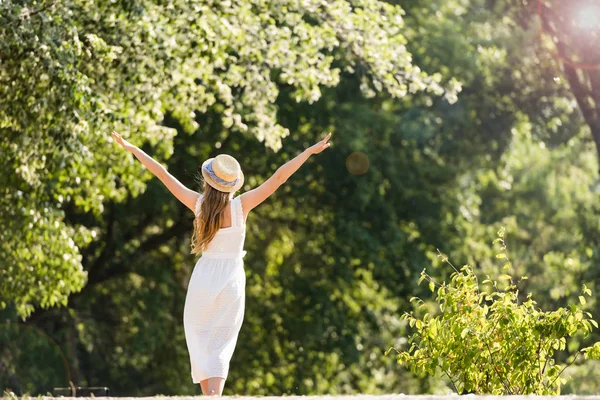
[2,0,600,396]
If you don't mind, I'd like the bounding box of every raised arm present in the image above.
[240,133,331,217]
[111,131,199,212]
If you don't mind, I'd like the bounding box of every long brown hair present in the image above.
[191,180,230,254]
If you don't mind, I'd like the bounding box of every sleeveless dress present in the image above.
[183,194,247,383]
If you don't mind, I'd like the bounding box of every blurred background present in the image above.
[2,0,600,396]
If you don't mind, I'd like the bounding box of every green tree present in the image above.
[0,0,459,318]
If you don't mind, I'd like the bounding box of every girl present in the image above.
[111,131,332,396]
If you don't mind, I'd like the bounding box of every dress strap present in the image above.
[195,194,203,217]
[230,197,237,227]
[230,197,244,227]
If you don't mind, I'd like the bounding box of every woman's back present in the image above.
[185,193,247,385]
[196,195,246,257]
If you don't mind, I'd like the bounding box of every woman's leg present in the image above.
[203,377,225,396]
[199,380,209,395]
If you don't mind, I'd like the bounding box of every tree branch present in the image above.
[7,0,60,26]
[547,351,580,390]
[442,368,460,394]
[87,209,189,286]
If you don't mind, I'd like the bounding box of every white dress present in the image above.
[183,194,247,383]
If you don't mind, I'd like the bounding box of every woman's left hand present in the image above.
[308,132,332,155]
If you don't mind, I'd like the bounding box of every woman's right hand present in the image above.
[111,131,136,152]
[308,132,332,155]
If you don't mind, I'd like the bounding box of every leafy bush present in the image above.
[389,227,600,394]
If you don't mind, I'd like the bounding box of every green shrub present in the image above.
[389,227,600,394]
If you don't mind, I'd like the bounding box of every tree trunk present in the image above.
[538,1,600,173]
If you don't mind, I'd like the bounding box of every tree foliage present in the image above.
[0,0,459,318]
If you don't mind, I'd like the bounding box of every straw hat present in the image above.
[201,154,244,193]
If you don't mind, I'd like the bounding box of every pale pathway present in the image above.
[22,395,600,400]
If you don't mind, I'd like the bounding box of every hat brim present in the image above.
[201,158,244,193]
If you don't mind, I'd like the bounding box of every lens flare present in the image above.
[536,0,600,70]
[346,152,370,175]
[573,4,600,30]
